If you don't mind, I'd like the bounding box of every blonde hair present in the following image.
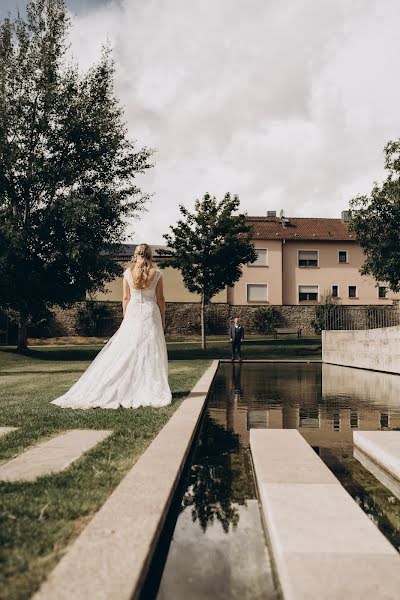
[130,244,154,289]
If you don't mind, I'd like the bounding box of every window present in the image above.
[249,248,268,266]
[331,285,339,298]
[380,413,389,429]
[338,250,348,263]
[378,286,388,298]
[247,284,268,302]
[299,285,318,301]
[348,285,357,298]
[333,412,340,431]
[350,412,359,429]
[298,250,319,267]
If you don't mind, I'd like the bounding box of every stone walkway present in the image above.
[0,429,113,482]
[250,429,400,600]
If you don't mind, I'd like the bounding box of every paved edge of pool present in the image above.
[31,360,220,600]
[353,431,400,500]
[250,429,400,600]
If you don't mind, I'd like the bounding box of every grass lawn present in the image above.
[0,346,210,600]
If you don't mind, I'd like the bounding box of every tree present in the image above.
[349,139,400,292]
[0,0,154,349]
[160,192,257,349]
[310,291,340,334]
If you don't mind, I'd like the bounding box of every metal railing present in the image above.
[322,305,400,331]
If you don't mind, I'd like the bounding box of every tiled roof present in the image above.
[245,216,355,241]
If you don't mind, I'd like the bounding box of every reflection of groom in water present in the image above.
[229,363,243,402]
[229,316,245,362]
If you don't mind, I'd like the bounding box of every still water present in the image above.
[153,362,400,599]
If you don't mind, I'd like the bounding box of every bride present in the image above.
[51,244,172,409]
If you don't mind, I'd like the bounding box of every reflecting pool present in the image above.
[152,362,400,599]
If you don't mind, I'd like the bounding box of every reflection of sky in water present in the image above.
[155,363,400,599]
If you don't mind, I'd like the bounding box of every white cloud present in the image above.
[65,0,400,242]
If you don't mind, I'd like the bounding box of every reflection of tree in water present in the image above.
[181,414,253,533]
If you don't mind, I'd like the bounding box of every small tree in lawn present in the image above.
[0,0,154,350]
[160,192,257,349]
[349,138,400,292]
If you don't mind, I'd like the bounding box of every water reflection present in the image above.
[157,362,400,598]
[181,415,252,533]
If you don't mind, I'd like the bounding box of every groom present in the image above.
[229,317,245,362]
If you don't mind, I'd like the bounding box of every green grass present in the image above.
[0,346,210,600]
[166,335,322,360]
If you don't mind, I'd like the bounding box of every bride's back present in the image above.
[124,267,160,302]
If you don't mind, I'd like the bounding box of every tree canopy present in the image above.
[160,192,256,348]
[349,139,400,292]
[0,0,154,348]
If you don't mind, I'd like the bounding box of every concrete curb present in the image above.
[32,360,219,600]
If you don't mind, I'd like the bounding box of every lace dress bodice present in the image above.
[124,268,161,304]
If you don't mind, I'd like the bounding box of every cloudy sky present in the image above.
[1,0,400,243]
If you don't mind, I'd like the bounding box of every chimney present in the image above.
[267,210,276,217]
[341,210,350,223]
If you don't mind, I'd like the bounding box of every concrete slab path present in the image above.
[250,429,400,600]
[0,429,113,482]
[32,360,219,600]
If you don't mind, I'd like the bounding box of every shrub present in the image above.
[311,292,340,334]
[75,301,112,336]
[253,306,281,334]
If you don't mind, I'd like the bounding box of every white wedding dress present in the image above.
[51,268,172,409]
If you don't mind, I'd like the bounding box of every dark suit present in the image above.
[229,324,244,360]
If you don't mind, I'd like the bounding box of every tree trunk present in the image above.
[17,311,28,351]
[201,294,206,350]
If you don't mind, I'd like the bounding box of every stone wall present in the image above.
[322,325,400,374]
[39,302,399,339]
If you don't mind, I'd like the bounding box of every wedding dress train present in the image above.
[51,268,172,409]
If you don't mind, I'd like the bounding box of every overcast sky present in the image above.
[2,0,400,243]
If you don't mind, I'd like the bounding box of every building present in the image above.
[94,212,400,306]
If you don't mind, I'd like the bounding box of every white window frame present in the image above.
[248,248,268,267]
[246,283,269,303]
[298,284,319,302]
[378,285,388,299]
[348,285,358,299]
[297,249,319,268]
[331,284,340,298]
[338,249,349,263]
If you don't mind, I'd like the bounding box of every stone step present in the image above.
[0,426,18,439]
[250,429,400,600]
[0,429,113,482]
[353,431,400,500]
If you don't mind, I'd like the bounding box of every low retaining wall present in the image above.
[44,303,318,337]
[34,303,398,339]
[322,325,400,374]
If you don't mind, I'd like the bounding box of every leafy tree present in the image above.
[0,0,153,349]
[349,139,400,292]
[160,192,257,349]
[310,291,340,334]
